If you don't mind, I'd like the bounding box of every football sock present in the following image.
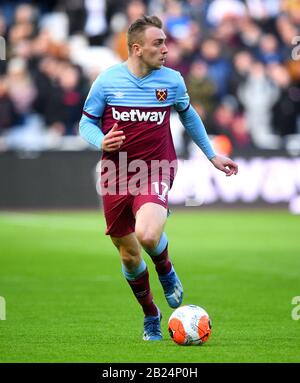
[122,259,158,317]
[145,232,172,276]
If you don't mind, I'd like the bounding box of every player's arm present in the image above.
[79,77,125,152]
[79,113,104,149]
[178,105,238,176]
[79,116,125,152]
[175,74,238,176]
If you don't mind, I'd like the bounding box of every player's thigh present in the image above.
[134,202,168,245]
[102,194,135,237]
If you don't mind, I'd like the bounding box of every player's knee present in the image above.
[121,251,140,271]
[136,230,159,251]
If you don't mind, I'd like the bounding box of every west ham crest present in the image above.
[155,89,168,102]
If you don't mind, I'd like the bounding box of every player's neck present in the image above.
[126,58,152,79]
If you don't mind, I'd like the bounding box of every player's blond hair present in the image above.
[127,15,163,53]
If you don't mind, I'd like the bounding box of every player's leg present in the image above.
[102,193,162,340]
[134,202,183,308]
[111,233,162,340]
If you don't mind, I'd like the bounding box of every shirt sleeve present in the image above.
[178,105,216,160]
[82,75,106,120]
[79,114,104,149]
[174,72,190,113]
[80,74,106,149]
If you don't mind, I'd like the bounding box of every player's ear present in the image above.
[132,43,143,57]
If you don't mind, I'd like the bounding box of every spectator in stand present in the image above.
[238,18,262,53]
[175,21,202,72]
[6,57,37,123]
[199,38,231,100]
[228,50,254,97]
[56,64,87,135]
[186,59,217,121]
[237,61,281,149]
[212,20,243,58]
[83,0,108,45]
[35,60,87,136]
[269,63,299,137]
[32,55,58,120]
[206,96,252,149]
[256,33,283,64]
[185,0,210,27]
[56,0,86,36]
[0,75,20,132]
[8,3,38,47]
[231,113,253,149]
[164,0,192,40]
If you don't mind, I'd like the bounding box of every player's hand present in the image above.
[101,123,126,152]
[210,154,238,176]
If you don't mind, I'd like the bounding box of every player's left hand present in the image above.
[210,155,238,177]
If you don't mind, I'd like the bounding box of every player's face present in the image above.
[139,27,168,70]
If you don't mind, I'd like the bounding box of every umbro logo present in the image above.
[114,91,125,98]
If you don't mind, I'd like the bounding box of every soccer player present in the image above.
[79,15,238,341]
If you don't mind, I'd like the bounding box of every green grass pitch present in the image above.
[0,210,299,363]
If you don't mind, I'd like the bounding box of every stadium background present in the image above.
[0,0,300,363]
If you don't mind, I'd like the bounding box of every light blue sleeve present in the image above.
[174,72,190,112]
[178,105,216,160]
[79,114,104,149]
[83,75,106,119]
[79,75,106,149]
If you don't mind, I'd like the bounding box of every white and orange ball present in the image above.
[168,305,212,346]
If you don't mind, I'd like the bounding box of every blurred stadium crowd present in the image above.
[1,0,300,155]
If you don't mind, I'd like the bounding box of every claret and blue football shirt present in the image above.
[80,63,215,168]
[82,62,190,164]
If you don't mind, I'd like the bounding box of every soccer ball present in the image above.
[168,305,212,346]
